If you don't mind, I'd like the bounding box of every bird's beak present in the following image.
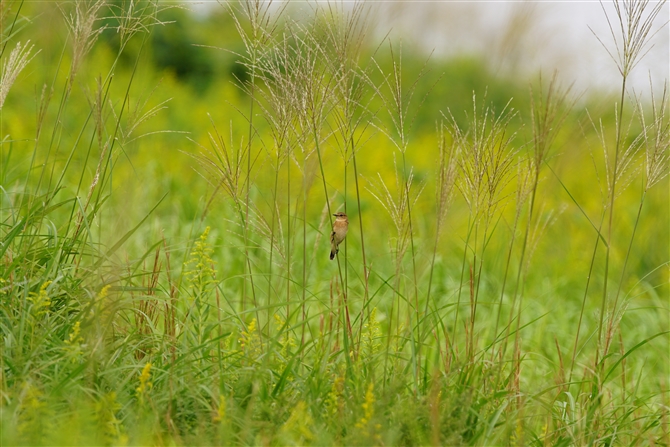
[333,214,337,216]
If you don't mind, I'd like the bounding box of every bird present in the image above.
[330,212,348,260]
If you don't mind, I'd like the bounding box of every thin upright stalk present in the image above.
[401,151,421,392]
[604,191,646,360]
[243,53,258,318]
[352,142,370,349]
[596,79,627,370]
[467,221,480,361]
[302,152,307,347]
[491,213,519,364]
[344,148,348,344]
[286,153,291,322]
[424,125,456,337]
[313,129,352,343]
[267,161,281,332]
[569,213,606,384]
[510,174,539,364]
[454,216,474,354]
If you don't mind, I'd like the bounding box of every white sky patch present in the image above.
[371,1,669,98]
[179,1,669,98]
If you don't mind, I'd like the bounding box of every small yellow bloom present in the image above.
[65,321,82,345]
[213,394,226,423]
[325,374,344,419]
[183,226,216,292]
[97,285,111,300]
[355,383,375,429]
[28,281,52,317]
[362,308,381,358]
[64,321,85,363]
[239,318,261,360]
[136,362,153,395]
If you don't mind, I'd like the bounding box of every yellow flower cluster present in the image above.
[274,314,296,371]
[362,307,381,358]
[213,394,226,423]
[355,383,375,429]
[136,362,153,396]
[28,281,52,317]
[64,321,85,363]
[238,318,261,361]
[325,374,344,420]
[97,285,111,301]
[354,383,382,442]
[65,321,82,345]
[183,226,216,292]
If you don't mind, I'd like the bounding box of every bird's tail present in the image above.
[330,243,337,260]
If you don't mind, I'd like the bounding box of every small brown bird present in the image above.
[330,212,349,260]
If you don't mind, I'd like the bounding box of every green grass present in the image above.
[1,1,668,446]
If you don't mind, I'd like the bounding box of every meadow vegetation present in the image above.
[0,0,668,445]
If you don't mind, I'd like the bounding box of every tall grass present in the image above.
[1,0,668,445]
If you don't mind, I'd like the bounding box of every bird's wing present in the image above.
[330,231,336,243]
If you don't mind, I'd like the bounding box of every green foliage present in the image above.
[150,8,216,92]
[1,1,668,446]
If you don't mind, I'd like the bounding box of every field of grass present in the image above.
[1,1,668,445]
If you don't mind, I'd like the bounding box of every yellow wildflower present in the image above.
[28,281,52,317]
[183,226,216,292]
[213,394,226,423]
[325,374,345,420]
[239,318,261,360]
[355,383,375,429]
[362,307,381,358]
[64,321,85,362]
[98,285,111,300]
[274,314,295,372]
[136,362,153,395]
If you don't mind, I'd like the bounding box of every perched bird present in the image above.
[330,212,348,260]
